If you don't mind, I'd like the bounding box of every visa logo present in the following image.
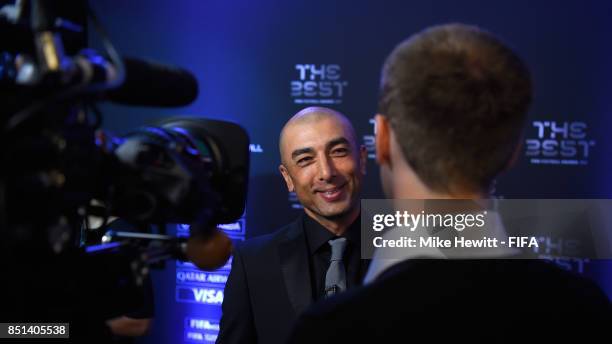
[177,286,224,305]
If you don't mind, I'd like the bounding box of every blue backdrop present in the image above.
[88,1,612,342]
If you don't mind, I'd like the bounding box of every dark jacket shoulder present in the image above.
[288,259,611,344]
[235,216,303,257]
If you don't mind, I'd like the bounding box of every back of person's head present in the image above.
[378,23,532,194]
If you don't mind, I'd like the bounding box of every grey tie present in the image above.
[325,237,347,297]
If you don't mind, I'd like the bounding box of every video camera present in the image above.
[0,1,249,340]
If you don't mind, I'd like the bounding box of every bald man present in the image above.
[217,107,369,344]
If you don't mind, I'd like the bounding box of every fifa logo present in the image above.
[525,121,595,165]
[290,64,348,105]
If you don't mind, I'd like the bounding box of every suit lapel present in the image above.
[278,217,313,315]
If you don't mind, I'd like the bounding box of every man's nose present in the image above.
[317,156,337,182]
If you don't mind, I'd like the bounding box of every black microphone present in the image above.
[184,230,233,271]
[91,228,232,271]
[105,57,199,107]
[3,50,199,108]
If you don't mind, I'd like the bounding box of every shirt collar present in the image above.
[303,212,361,255]
[363,210,520,283]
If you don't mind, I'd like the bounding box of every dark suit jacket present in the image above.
[288,259,612,343]
[217,216,316,344]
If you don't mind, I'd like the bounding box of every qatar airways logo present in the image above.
[525,120,595,165]
[176,270,228,286]
[290,64,348,105]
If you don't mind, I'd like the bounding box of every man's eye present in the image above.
[297,157,313,165]
[332,148,349,156]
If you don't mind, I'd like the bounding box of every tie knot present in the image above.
[328,237,347,261]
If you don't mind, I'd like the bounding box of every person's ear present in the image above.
[279,164,295,192]
[375,114,392,168]
[504,134,524,172]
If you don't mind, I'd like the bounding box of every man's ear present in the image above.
[375,114,392,168]
[504,134,524,172]
[279,164,295,192]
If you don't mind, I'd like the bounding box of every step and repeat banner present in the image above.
[90,0,612,342]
